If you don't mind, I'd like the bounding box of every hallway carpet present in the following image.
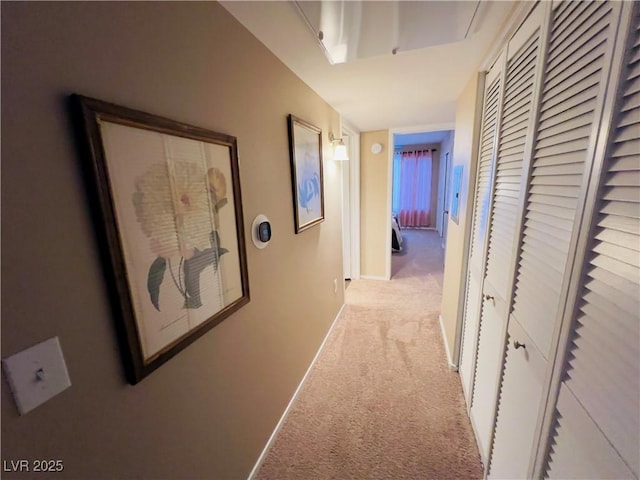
[255,230,483,479]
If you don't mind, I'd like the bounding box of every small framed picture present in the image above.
[287,114,325,233]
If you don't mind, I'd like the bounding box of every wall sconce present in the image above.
[329,132,349,161]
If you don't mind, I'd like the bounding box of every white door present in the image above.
[544,5,639,476]
[491,1,626,477]
[472,3,545,465]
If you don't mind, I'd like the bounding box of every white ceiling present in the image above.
[221,1,518,132]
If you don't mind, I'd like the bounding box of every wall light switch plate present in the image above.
[2,337,71,415]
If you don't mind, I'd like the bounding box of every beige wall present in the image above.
[360,130,390,278]
[1,3,344,478]
[440,72,484,360]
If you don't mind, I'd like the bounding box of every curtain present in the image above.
[392,149,432,227]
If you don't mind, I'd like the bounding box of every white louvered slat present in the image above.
[537,99,598,132]
[536,125,593,150]
[595,225,638,250]
[584,276,640,316]
[536,112,593,143]
[529,193,577,209]
[546,6,640,478]
[524,216,573,242]
[511,0,614,358]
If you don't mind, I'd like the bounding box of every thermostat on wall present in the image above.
[252,214,271,249]
[371,143,383,154]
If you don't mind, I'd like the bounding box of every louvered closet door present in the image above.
[546,5,639,477]
[459,59,503,406]
[471,6,544,465]
[510,0,618,360]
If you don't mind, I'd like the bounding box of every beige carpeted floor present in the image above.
[255,229,483,479]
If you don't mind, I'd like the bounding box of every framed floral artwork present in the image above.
[287,115,325,233]
[72,95,250,384]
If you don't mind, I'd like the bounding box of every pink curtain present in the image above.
[395,150,432,228]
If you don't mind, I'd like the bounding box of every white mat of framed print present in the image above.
[73,95,249,383]
[287,114,325,233]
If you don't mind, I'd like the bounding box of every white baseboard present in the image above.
[247,303,346,480]
[360,275,389,281]
[439,314,458,372]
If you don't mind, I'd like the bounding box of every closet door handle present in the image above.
[484,294,494,301]
[514,340,526,350]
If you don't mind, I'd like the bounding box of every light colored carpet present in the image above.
[255,229,482,479]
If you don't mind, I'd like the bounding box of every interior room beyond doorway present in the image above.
[392,130,454,241]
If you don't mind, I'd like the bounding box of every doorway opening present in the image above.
[390,129,455,276]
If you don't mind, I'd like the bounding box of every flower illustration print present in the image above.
[133,162,229,311]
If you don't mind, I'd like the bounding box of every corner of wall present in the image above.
[359,130,390,279]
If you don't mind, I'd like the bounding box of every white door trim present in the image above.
[387,123,456,279]
[342,120,361,280]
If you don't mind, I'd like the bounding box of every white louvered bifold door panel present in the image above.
[472,7,545,467]
[486,6,546,477]
[511,0,616,359]
[459,64,503,410]
[547,8,640,477]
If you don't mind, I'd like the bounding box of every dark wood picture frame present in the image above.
[287,114,325,233]
[71,94,250,384]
